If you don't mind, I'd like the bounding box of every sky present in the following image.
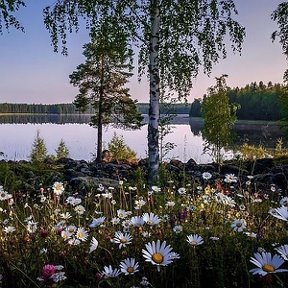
[0,0,286,104]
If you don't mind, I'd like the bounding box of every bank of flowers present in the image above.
[0,172,288,287]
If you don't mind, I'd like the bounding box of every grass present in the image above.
[0,162,288,287]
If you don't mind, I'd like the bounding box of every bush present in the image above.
[108,133,137,163]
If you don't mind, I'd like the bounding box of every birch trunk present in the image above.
[97,54,104,162]
[148,1,160,185]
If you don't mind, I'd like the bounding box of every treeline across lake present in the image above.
[190,81,286,121]
[0,103,191,115]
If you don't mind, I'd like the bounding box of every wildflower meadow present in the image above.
[0,171,288,287]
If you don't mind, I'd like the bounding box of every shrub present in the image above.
[108,133,137,163]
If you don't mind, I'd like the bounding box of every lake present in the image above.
[0,114,284,163]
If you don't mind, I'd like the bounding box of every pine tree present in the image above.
[70,19,143,162]
[55,139,69,159]
[30,131,48,163]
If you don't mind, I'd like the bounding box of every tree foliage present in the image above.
[190,81,285,121]
[69,19,142,161]
[55,139,69,159]
[201,75,237,163]
[0,0,25,33]
[30,130,48,163]
[272,2,288,82]
[108,133,137,163]
[43,0,245,183]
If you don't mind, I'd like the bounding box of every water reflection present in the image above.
[0,114,285,163]
[0,114,91,124]
[189,118,284,148]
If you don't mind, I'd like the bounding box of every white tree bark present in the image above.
[148,0,160,185]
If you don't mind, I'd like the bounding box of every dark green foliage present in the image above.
[55,139,69,159]
[190,81,285,121]
[29,131,48,163]
[69,19,143,161]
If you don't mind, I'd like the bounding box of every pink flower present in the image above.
[41,264,56,280]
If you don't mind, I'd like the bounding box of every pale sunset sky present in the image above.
[0,0,286,104]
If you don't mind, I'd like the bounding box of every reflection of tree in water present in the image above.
[189,117,285,148]
[189,118,203,136]
[0,114,91,124]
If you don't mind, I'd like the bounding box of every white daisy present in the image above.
[26,220,38,233]
[202,172,212,180]
[4,226,16,233]
[134,199,146,210]
[60,212,72,220]
[89,237,99,253]
[75,227,88,242]
[142,240,175,271]
[186,234,204,247]
[177,187,186,195]
[89,216,106,228]
[224,174,238,183]
[169,252,181,260]
[51,271,67,283]
[214,193,236,207]
[269,206,288,221]
[151,186,161,193]
[275,244,288,261]
[245,232,257,238]
[166,201,176,208]
[113,231,133,249]
[173,225,183,234]
[74,205,85,215]
[52,182,64,196]
[280,197,288,207]
[61,230,72,241]
[119,258,139,275]
[68,238,81,245]
[250,252,288,276]
[130,216,145,227]
[101,265,121,278]
[111,217,121,225]
[66,196,82,206]
[142,212,161,226]
[66,225,77,234]
[231,219,247,232]
[0,190,12,201]
[117,209,129,219]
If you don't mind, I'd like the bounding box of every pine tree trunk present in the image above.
[148,0,160,185]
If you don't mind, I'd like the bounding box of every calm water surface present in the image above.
[0,114,284,163]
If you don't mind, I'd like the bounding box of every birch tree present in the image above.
[1,0,245,183]
[42,0,245,184]
[0,0,25,33]
[272,2,288,83]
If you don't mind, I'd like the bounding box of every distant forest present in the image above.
[0,103,191,115]
[190,81,286,121]
[0,81,286,121]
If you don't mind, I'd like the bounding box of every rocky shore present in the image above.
[2,156,288,193]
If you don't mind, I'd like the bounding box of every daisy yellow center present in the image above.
[127,267,134,273]
[77,232,84,238]
[262,264,275,273]
[191,240,197,246]
[236,223,242,227]
[120,238,127,244]
[152,253,164,264]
